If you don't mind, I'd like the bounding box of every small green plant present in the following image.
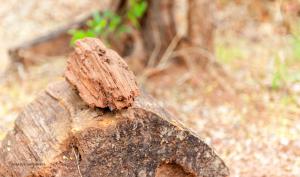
[271,21,300,90]
[291,35,300,60]
[271,56,287,90]
[215,42,244,64]
[126,0,148,27]
[271,54,300,90]
[289,20,300,60]
[69,0,147,45]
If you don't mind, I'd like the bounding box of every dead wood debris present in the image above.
[65,38,139,110]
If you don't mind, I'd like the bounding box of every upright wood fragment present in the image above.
[0,80,229,177]
[65,38,139,110]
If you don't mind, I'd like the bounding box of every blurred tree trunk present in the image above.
[141,0,215,67]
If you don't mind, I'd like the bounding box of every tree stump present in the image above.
[1,38,228,177]
[0,80,229,177]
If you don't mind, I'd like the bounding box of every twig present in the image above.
[158,46,223,71]
[169,46,236,95]
[147,21,162,67]
[207,64,236,95]
[72,146,83,177]
[157,34,181,68]
[171,46,219,65]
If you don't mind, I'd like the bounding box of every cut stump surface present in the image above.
[0,80,229,177]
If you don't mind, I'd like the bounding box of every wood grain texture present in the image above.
[0,80,229,177]
[65,38,139,110]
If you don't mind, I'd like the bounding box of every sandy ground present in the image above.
[0,1,300,177]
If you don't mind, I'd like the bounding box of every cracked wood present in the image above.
[65,38,139,110]
[0,80,229,177]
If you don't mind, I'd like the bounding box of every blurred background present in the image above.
[0,0,300,176]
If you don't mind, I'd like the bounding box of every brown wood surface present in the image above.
[0,80,229,177]
[65,38,140,110]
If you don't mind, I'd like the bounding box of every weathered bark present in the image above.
[65,38,139,110]
[0,80,229,177]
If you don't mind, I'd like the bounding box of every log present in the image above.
[8,14,90,67]
[65,38,139,110]
[8,0,120,68]
[0,80,229,177]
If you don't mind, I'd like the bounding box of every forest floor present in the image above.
[0,1,300,177]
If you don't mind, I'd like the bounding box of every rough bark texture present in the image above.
[65,38,139,110]
[155,163,196,177]
[0,80,229,177]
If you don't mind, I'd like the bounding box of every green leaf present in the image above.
[292,36,300,60]
[271,56,287,90]
[87,19,97,28]
[94,18,107,35]
[129,0,137,7]
[69,30,87,45]
[68,29,97,45]
[85,29,97,37]
[68,0,148,45]
[103,11,114,18]
[127,10,138,27]
[87,20,93,27]
[92,11,102,23]
[118,25,130,34]
[109,15,121,32]
[271,71,282,90]
[134,1,147,18]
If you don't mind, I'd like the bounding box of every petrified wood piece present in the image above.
[65,38,139,110]
[0,80,229,177]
